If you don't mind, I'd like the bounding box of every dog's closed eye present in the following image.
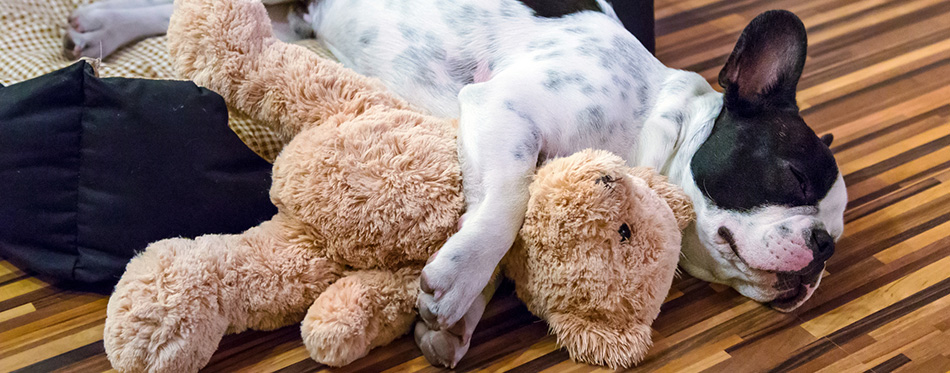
[789,166,809,200]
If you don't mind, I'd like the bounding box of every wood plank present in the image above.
[802,255,950,338]
[0,278,49,302]
[0,323,104,372]
[0,303,35,323]
[651,334,742,372]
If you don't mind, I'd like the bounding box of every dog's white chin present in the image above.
[680,223,820,311]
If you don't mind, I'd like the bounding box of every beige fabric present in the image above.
[0,0,335,162]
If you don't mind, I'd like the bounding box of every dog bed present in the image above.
[0,61,278,283]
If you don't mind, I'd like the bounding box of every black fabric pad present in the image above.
[0,61,276,284]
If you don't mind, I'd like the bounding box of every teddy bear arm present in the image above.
[167,0,412,140]
[301,268,421,367]
[104,215,344,373]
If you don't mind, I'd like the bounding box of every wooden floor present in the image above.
[2,0,950,371]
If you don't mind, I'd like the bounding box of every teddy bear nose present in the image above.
[810,229,834,262]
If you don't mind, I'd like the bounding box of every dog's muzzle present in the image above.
[720,225,835,311]
[770,228,834,309]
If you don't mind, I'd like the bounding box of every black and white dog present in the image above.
[67,0,846,367]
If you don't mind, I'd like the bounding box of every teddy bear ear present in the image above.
[661,184,696,230]
[627,167,696,230]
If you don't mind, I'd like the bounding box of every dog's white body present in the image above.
[69,0,847,366]
[309,0,709,171]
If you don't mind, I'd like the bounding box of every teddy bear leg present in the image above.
[104,237,232,373]
[300,268,420,367]
[226,216,346,333]
[105,216,343,373]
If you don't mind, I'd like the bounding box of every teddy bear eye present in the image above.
[596,174,616,187]
[618,223,631,242]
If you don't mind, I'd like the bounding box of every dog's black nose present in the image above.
[810,229,835,262]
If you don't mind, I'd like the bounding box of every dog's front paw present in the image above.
[414,274,492,368]
[414,320,470,368]
[415,223,508,366]
[417,250,489,330]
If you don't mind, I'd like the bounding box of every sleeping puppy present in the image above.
[301,0,846,366]
[69,0,847,367]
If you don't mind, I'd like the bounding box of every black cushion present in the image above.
[0,61,276,284]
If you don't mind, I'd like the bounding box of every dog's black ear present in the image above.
[820,133,834,146]
[719,10,807,113]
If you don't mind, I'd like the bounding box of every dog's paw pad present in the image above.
[414,321,470,369]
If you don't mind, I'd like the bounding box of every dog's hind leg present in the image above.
[268,0,315,41]
[64,2,173,59]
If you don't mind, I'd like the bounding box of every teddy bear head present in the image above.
[505,149,694,368]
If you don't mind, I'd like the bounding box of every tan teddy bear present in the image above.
[101,0,694,371]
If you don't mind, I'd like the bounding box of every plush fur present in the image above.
[101,0,693,370]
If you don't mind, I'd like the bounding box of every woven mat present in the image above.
[0,0,336,162]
